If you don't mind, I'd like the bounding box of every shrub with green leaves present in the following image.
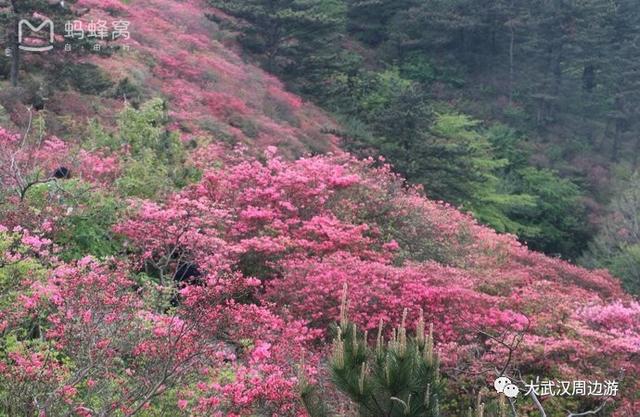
[88,99,200,198]
[55,187,123,261]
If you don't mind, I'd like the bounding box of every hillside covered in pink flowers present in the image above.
[0,0,639,416]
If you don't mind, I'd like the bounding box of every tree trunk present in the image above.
[10,34,20,86]
[9,0,19,87]
[549,52,563,121]
[508,22,515,105]
[553,53,562,95]
[612,119,622,162]
[633,134,640,169]
[507,0,516,105]
[611,94,626,162]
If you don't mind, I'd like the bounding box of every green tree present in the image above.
[335,70,486,206]
[387,0,517,68]
[385,0,640,164]
[88,99,199,198]
[209,0,346,79]
[582,173,640,295]
[300,288,444,417]
[507,167,591,258]
[334,71,559,249]
[597,0,640,163]
[346,0,417,46]
[485,125,591,258]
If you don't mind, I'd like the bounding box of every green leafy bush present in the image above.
[89,99,200,198]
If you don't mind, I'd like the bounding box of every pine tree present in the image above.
[582,173,640,295]
[597,0,640,162]
[209,0,345,79]
[387,0,511,66]
[346,0,417,46]
[300,286,445,417]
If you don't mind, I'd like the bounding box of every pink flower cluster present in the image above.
[1,139,639,414]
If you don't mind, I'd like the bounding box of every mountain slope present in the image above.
[3,0,340,156]
[0,0,639,416]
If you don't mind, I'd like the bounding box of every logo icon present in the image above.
[494,376,520,399]
[18,19,55,52]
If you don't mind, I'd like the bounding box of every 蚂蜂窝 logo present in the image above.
[18,19,55,52]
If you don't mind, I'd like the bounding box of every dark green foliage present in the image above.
[582,174,640,295]
[47,63,114,95]
[209,0,347,94]
[485,126,592,259]
[609,246,640,295]
[112,77,145,106]
[328,71,444,189]
[326,68,590,257]
[346,0,416,46]
[229,114,260,138]
[384,0,640,165]
[301,291,444,417]
[506,167,591,258]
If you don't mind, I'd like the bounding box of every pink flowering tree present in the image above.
[0,227,316,416]
[2,125,639,415]
[115,148,640,414]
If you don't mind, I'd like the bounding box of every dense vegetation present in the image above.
[0,0,639,416]
[1,104,639,415]
[211,0,640,271]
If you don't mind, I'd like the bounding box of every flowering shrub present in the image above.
[267,84,303,110]
[4,0,638,413]
[113,148,640,413]
[1,132,639,414]
[69,0,338,152]
[203,92,251,119]
[0,132,68,200]
[0,226,315,416]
